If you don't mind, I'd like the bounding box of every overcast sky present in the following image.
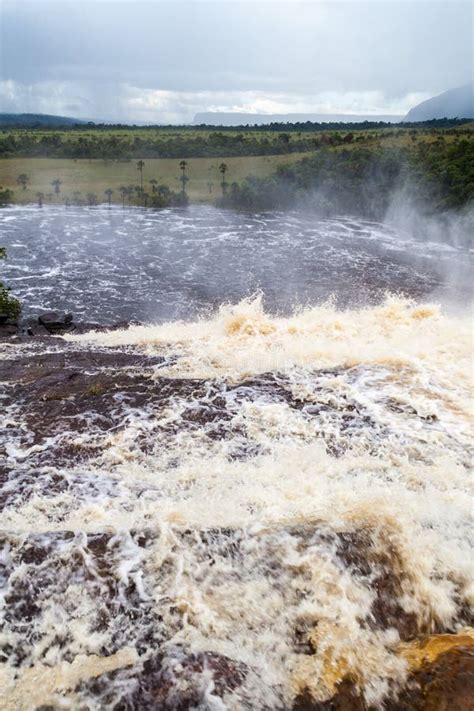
[0,0,472,123]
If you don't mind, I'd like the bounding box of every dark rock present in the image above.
[293,680,365,710]
[0,318,18,337]
[78,650,248,710]
[335,530,419,641]
[38,311,75,333]
[24,320,50,337]
[392,644,474,710]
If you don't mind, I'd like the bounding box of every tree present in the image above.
[0,187,13,205]
[119,185,128,207]
[137,160,145,195]
[0,248,21,320]
[51,179,62,195]
[149,178,158,194]
[16,174,29,190]
[104,188,113,207]
[179,160,188,195]
[219,163,228,195]
[36,191,44,207]
[86,192,97,206]
[119,186,128,208]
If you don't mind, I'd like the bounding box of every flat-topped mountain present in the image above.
[193,112,402,126]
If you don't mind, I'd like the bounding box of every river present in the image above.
[1,205,473,709]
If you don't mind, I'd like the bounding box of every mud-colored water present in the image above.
[1,206,473,709]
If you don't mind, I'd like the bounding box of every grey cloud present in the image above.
[0,1,472,121]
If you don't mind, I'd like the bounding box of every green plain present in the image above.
[0,154,309,205]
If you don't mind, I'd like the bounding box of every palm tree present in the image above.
[119,186,128,208]
[219,163,228,195]
[16,174,29,190]
[104,188,113,207]
[51,179,62,195]
[136,160,145,195]
[149,178,158,195]
[36,192,44,207]
[179,160,188,195]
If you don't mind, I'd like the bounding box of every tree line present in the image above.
[218,140,474,216]
[0,131,350,159]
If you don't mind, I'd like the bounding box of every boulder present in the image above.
[21,319,50,337]
[0,318,19,338]
[38,311,75,333]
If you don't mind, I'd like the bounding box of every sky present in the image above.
[0,0,472,123]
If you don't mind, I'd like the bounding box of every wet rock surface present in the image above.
[77,650,250,710]
[38,311,75,334]
[2,521,473,709]
[1,321,472,710]
[294,642,474,711]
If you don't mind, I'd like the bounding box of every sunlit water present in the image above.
[1,206,473,709]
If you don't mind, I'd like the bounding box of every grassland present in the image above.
[1,122,472,205]
[0,154,309,205]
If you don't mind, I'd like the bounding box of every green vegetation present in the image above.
[85,383,107,397]
[0,120,472,161]
[0,248,21,320]
[0,187,13,205]
[0,122,472,211]
[219,139,474,216]
[0,154,307,205]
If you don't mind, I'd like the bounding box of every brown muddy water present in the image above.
[1,206,473,709]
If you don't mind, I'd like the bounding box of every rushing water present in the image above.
[1,206,473,709]
[0,204,472,322]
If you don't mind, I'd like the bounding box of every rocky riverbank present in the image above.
[1,305,473,709]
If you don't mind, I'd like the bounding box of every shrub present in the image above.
[0,247,21,320]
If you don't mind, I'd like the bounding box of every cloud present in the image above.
[0,80,434,123]
[0,1,472,121]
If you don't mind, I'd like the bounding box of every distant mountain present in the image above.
[404,84,473,121]
[194,112,402,126]
[0,113,89,127]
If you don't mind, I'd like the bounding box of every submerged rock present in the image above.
[77,650,249,710]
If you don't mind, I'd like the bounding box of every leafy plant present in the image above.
[0,248,21,320]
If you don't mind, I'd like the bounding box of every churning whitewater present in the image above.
[0,206,473,709]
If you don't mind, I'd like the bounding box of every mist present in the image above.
[1,3,473,710]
